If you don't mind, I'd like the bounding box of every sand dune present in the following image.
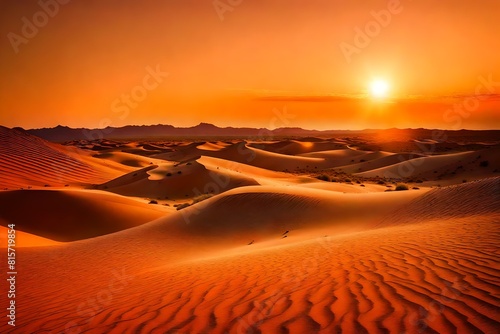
[98,159,260,200]
[356,148,500,184]
[335,152,426,174]
[148,140,500,182]
[0,189,170,241]
[300,150,399,172]
[0,126,128,189]
[211,143,335,171]
[197,142,227,151]
[92,151,164,168]
[161,185,424,246]
[298,180,388,193]
[355,151,471,179]
[249,140,345,156]
[299,148,368,159]
[153,142,332,171]
[116,141,176,157]
[23,186,416,268]
[3,178,499,333]
[379,176,500,226]
[198,155,318,187]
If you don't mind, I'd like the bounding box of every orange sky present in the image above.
[0,0,499,130]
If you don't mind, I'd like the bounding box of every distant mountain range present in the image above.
[18,123,500,142]
[23,123,355,142]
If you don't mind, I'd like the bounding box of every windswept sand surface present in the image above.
[0,128,499,333]
[0,126,130,189]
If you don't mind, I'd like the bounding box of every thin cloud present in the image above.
[228,88,500,104]
[254,94,365,102]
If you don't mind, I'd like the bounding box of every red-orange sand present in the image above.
[0,127,499,333]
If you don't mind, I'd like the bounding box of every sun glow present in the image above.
[370,79,389,99]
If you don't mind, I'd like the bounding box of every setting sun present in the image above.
[370,79,389,98]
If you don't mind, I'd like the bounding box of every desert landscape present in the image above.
[0,124,499,333]
[1,1,500,333]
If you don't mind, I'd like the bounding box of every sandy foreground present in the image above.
[0,126,499,333]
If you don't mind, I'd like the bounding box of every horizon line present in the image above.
[5,123,500,133]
